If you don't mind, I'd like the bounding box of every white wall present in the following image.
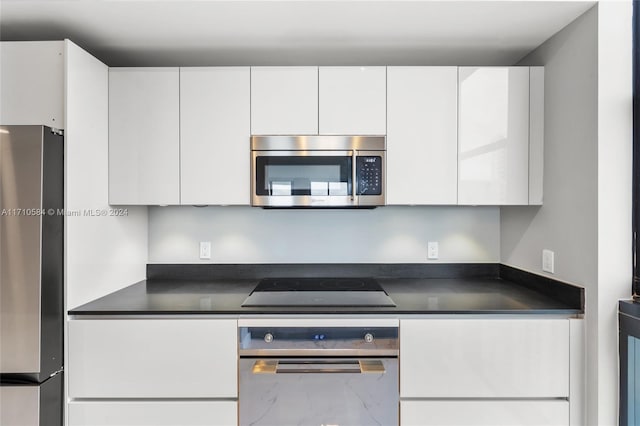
[64,40,147,310]
[597,2,632,425]
[506,7,598,423]
[504,3,633,425]
[148,206,500,264]
[505,5,598,300]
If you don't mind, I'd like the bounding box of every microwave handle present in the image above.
[352,150,357,200]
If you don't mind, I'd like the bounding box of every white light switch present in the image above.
[542,249,554,273]
[427,241,439,260]
[199,241,211,260]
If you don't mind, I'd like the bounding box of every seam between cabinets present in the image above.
[178,67,182,205]
[528,67,531,205]
[456,66,460,205]
[385,66,388,137]
[249,67,252,205]
[107,68,111,204]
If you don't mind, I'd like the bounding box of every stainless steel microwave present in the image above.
[251,135,386,208]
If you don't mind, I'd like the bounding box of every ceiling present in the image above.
[0,0,596,67]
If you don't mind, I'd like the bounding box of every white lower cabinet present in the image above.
[69,319,237,398]
[68,400,237,426]
[401,400,569,426]
[400,318,573,426]
[68,318,238,425]
[400,318,569,398]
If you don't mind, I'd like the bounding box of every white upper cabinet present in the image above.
[251,67,318,135]
[109,68,180,205]
[529,67,545,205]
[387,67,458,205]
[458,67,530,205]
[319,66,386,135]
[180,67,250,205]
[0,41,64,128]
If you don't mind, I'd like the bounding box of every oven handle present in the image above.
[251,359,386,374]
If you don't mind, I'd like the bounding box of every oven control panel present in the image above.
[239,326,398,356]
[356,156,382,196]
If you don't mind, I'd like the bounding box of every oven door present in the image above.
[239,357,398,426]
[251,150,355,207]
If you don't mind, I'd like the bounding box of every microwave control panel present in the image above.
[356,156,382,196]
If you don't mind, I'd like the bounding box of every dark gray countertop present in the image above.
[69,265,583,315]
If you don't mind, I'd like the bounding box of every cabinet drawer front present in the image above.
[401,400,568,426]
[400,319,569,398]
[69,319,237,398]
[68,401,237,426]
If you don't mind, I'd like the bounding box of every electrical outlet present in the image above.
[427,241,439,260]
[542,249,554,273]
[199,241,211,260]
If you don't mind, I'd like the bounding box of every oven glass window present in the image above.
[255,156,352,196]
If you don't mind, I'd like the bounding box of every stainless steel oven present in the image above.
[238,319,399,426]
[251,135,386,208]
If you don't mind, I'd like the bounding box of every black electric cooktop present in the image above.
[241,278,397,307]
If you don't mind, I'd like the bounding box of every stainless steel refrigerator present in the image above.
[0,125,64,426]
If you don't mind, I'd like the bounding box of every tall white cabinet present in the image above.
[180,67,250,205]
[108,68,180,205]
[387,67,458,205]
[458,67,543,205]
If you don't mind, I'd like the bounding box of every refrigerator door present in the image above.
[0,384,40,425]
[0,125,63,379]
[0,372,63,426]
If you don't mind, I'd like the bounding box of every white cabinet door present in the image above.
[529,66,545,205]
[458,67,529,205]
[0,41,64,128]
[68,401,237,426]
[387,67,457,204]
[109,68,180,205]
[68,319,237,398]
[251,66,318,135]
[401,400,569,426]
[319,66,386,135]
[400,319,569,398]
[180,67,250,205]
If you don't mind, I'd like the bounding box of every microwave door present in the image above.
[251,150,355,207]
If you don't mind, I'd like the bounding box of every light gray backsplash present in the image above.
[148,206,499,263]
